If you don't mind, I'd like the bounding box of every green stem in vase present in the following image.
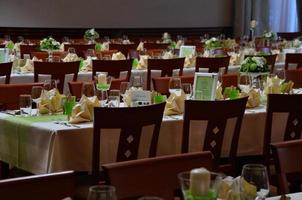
[96,83,110,91]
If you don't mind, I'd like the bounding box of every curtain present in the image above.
[297,0,302,31]
[234,0,270,37]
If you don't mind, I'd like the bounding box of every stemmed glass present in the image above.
[238,73,251,93]
[19,94,32,117]
[169,77,182,96]
[43,79,58,91]
[273,67,285,79]
[108,90,120,107]
[240,164,269,200]
[31,86,43,110]
[82,82,96,97]
[68,47,76,54]
[182,83,192,100]
[131,75,143,89]
[87,185,117,200]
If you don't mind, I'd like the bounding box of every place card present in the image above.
[179,45,196,57]
[130,90,151,107]
[0,48,9,63]
[193,72,218,100]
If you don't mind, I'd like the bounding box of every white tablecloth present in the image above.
[0,105,291,174]
[267,192,302,200]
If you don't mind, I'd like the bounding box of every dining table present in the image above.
[267,192,302,200]
[0,102,292,175]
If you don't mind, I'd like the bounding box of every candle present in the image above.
[98,73,107,84]
[190,168,210,196]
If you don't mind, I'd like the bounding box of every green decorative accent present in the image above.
[204,38,222,49]
[184,190,217,200]
[39,36,60,50]
[96,83,110,91]
[63,99,76,117]
[95,43,102,51]
[84,28,100,40]
[169,41,176,49]
[224,87,239,99]
[6,41,15,50]
[132,58,139,68]
[240,57,269,73]
[79,58,85,70]
[153,95,167,104]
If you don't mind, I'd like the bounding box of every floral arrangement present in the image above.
[204,37,222,49]
[40,36,60,50]
[240,56,269,73]
[293,39,302,48]
[250,20,257,30]
[162,32,172,43]
[263,31,277,41]
[84,28,99,40]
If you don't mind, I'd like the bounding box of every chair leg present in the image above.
[0,161,9,179]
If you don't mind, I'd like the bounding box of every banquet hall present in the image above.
[0,0,302,199]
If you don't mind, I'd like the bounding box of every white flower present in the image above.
[90,28,95,35]
[211,37,217,42]
[293,39,301,47]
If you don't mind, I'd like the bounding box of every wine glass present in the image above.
[87,185,117,200]
[44,79,58,91]
[131,75,143,89]
[96,90,108,107]
[96,74,112,91]
[169,77,182,96]
[31,86,43,109]
[238,73,251,93]
[240,164,269,200]
[273,67,285,79]
[82,82,95,97]
[68,47,76,54]
[182,83,192,100]
[19,94,32,117]
[108,90,120,107]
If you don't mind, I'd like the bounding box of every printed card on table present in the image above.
[179,45,196,57]
[193,72,218,101]
[0,48,9,63]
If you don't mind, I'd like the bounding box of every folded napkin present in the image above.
[162,51,174,59]
[202,50,211,57]
[112,52,126,60]
[122,87,144,107]
[20,56,42,73]
[222,39,237,49]
[101,42,110,51]
[228,52,241,65]
[281,81,294,94]
[263,76,282,94]
[122,40,131,44]
[240,88,260,108]
[137,55,150,70]
[13,42,24,52]
[81,57,93,72]
[69,95,100,124]
[38,89,65,114]
[136,42,144,51]
[62,53,80,62]
[164,90,186,115]
[216,82,224,100]
[184,54,196,68]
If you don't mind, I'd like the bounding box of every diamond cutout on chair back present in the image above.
[213,127,219,134]
[292,119,299,126]
[210,140,217,148]
[290,132,296,139]
[127,135,134,143]
[124,150,132,158]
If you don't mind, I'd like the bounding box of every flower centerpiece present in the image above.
[263,31,277,41]
[84,28,99,43]
[162,32,172,44]
[240,56,269,73]
[204,37,222,49]
[39,36,60,51]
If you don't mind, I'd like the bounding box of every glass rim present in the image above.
[177,170,224,182]
[89,185,116,192]
[242,164,266,171]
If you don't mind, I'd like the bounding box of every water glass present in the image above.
[238,73,251,93]
[240,164,269,200]
[108,90,120,107]
[131,75,143,89]
[82,82,96,97]
[20,94,32,117]
[87,185,117,200]
[68,47,76,54]
[44,79,58,91]
[169,77,182,96]
[181,83,192,100]
[96,74,112,91]
[87,49,96,58]
[63,96,76,118]
[96,90,108,107]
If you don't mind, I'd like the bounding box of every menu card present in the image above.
[0,48,9,63]
[193,72,218,100]
[179,45,196,57]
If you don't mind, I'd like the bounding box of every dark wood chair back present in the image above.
[109,43,137,57]
[92,103,166,183]
[92,59,132,81]
[152,75,194,95]
[31,51,67,61]
[195,56,230,74]
[64,44,95,58]
[285,53,302,70]
[181,97,248,175]
[0,62,12,84]
[221,73,238,89]
[147,58,185,90]
[264,94,302,166]
[0,171,74,200]
[244,54,277,73]
[0,83,44,110]
[20,44,40,59]
[271,139,302,194]
[143,43,169,50]
[95,50,118,59]
[102,151,213,200]
[285,69,302,88]
[34,61,80,93]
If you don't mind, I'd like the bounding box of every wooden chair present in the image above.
[245,54,277,73]
[34,61,80,93]
[92,59,132,82]
[285,53,302,70]
[152,76,194,95]
[285,69,302,88]
[31,51,67,61]
[102,151,213,200]
[92,103,166,184]
[181,97,248,175]
[143,43,169,50]
[64,44,95,58]
[0,83,44,110]
[271,139,302,195]
[263,94,302,168]
[0,171,74,200]
[95,50,118,59]
[147,58,185,90]
[68,78,127,100]
[109,43,137,57]
[195,56,230,74]
[0,62,12,84]
[20,44,39,59]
